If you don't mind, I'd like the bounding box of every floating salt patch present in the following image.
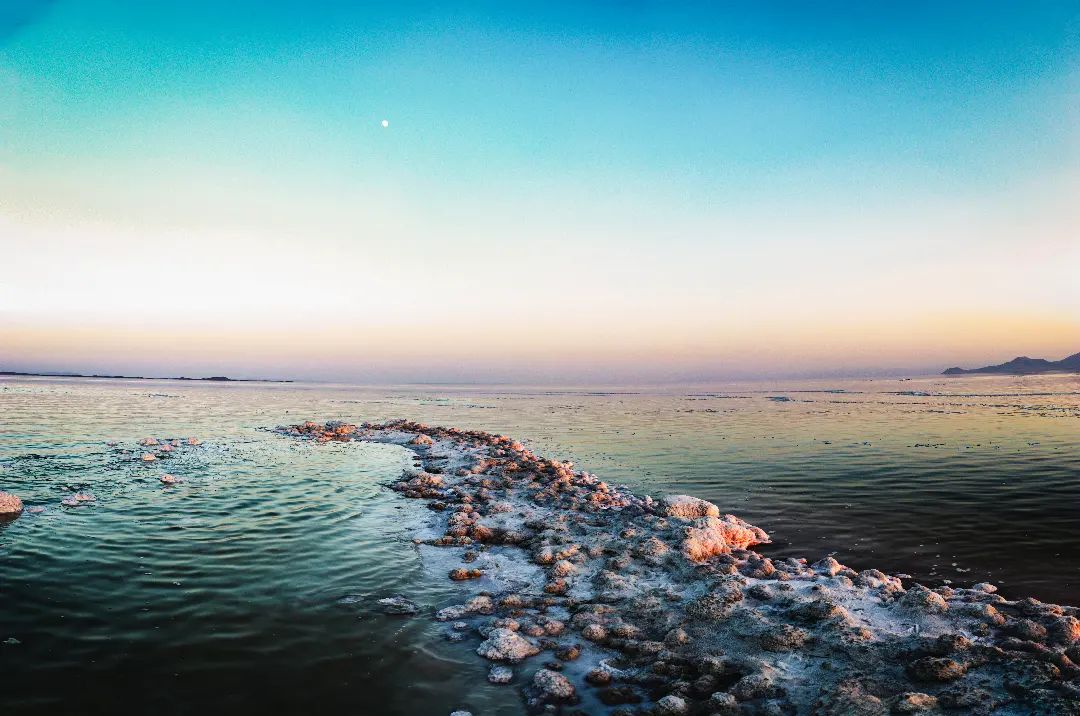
[377,595,420,615]
[160,474,180,485]
[141,453,157,462]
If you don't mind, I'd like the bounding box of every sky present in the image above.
[1,1,1078,383]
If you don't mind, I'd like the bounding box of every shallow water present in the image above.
[1,373,1078,713]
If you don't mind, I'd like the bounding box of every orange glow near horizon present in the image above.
[3,310,1078,382]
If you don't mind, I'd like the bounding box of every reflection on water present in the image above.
[1,373,1078,713]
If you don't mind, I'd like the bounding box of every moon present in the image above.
[381,119,389,128]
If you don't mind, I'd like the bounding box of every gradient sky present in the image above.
[1,1,1078,382]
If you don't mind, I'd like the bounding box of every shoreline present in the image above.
[278,419,1080,715]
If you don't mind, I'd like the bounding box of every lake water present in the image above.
[1,373,1078,714]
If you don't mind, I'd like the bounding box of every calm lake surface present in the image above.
[2,374,1078,714]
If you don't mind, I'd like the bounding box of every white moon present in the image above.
[381,119,389,128]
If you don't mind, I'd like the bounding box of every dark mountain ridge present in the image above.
[943,351,1080,375]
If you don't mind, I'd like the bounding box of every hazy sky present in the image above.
[2,1,1078,382]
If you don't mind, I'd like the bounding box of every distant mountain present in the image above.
[943,352,1080,375]
[0,370,292,383]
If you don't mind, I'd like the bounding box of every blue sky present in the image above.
[1,1,1078,381]
[6,2,1075,195]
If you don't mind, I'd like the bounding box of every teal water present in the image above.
[1,374,1078,714]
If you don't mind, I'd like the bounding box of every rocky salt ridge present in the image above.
[279,420,1080,716]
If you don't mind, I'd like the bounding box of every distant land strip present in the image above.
[943,351,1080,375]
[0,370,292,383]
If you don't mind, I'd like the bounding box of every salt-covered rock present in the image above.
[634,536,671,562]
[812,556,844,576]
[961,602,1005,626]
[1050,615,1080,644]
[551,559,577,577]
[902,585,949,615]
[933,633,971,655]
[665,627,690,646]
[790,595,849,623]
[760,624,809,652]
[661,495,720,520]
[854,568,895,589]
[532,668,575,701]
[707,692,740,714]
[436,605,467,621]
[0,492,23,516]
[539,617,565,636]
[731,673,777,701]
[816,679,887,714]
[686,580,744,621]
[893,692,940,713]
[449,568,483,581]
[476,628,540,662]
[487,665,513,684]
[534,546,556,564]
[655,694,688,715]
[585,667,612,685]
[681,515,769,562]
[907,657,968,682]
[465,595,494,615]
[1008,618,1047,641]
[552,643,578,661]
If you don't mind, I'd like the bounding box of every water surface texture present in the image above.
[1,374,1078,713]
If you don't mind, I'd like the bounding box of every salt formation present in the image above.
[0,491,24,517]
[377,595,420,615]
[281,419,1080,715]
